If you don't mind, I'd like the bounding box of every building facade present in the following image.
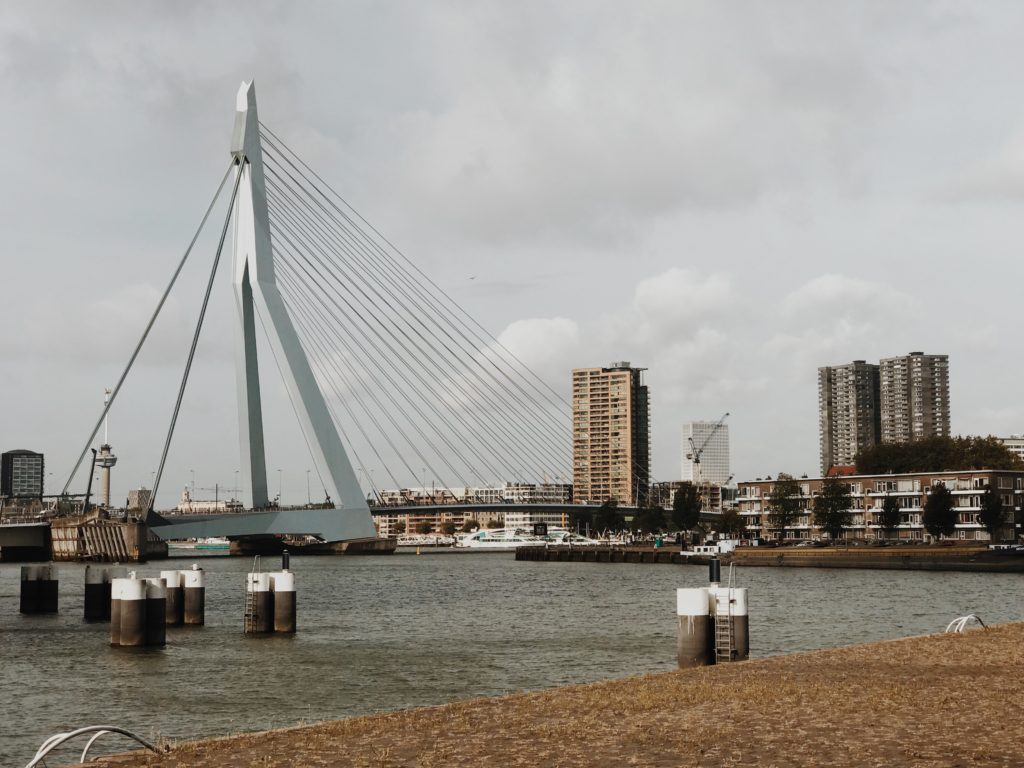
[880,352,950,444]
[818,361,881,475]
[651,480,723,513]
[572,362,650,506]
[682,421,730,485]
[737,469,1021,542]
[1,450,44,499]
[999,435,1024,464]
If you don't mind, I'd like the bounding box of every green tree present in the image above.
[671,483,702,531]
[486,519,503,529]
[979,488,1005,542]
[855,435,1024,474]
[767,474,803,540]
[813,478,852,542]
[715,508,746,537]
[392,521,406,535]
[876,494,902,538]
[460,518,478,533]
[632,503,665,534]
[594,500,620,533]
[415,521,433,535]
[923,484,956,539]
[439,521,457,536]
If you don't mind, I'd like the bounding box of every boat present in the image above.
[195,537,230,550]
[455,528,545,551]
[456,527,599,551]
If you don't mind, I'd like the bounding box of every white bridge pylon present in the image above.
[227,80,374,539]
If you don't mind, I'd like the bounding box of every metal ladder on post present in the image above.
[243,555,260,633]
[714,563,736,663]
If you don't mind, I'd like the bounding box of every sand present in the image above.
[85,622,1024,767]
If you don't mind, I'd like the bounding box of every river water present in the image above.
[1,552,1021,764]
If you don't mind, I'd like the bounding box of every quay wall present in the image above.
[515,544,1024,572]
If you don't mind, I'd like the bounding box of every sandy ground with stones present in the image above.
[85,622,1024,767]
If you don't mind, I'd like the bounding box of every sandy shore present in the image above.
[87,622,1024,767]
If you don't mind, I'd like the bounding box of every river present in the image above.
[1,552,1020,764]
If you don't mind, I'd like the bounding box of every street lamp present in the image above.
[306,469,311,505]
[277,469,282,502]
[234,469,240,500]
[190,469,195,494]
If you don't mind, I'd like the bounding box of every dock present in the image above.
[87,622,1024,766]
[515,543,1024,572]
[516,544,714,564]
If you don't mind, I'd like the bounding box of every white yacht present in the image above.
[456,527,598,550]
[456,528,543,550]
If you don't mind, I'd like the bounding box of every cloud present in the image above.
[936,131,1024,202]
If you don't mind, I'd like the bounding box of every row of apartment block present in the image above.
[737,469,1022,542]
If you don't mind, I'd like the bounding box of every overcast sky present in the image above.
[2,2,1023,507]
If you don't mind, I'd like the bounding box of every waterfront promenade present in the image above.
[90,622,1024,767]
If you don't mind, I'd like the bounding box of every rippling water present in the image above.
[1,552,1020,764]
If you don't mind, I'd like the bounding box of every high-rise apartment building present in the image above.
[880,352,950,444]
[682,421,730,485]
[818,361,881,475]
[572,362,650,506]
[1,450,45,499]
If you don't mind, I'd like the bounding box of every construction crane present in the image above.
[686,412,729,487]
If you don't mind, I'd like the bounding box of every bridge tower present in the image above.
[229,81,372,534]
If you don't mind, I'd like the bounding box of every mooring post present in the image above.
[676,587,712,668]
[182,564,206,626]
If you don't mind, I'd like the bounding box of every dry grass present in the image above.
[86,623,1024,767]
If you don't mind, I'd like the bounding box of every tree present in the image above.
[671,483,702,531]
[415,521,433,535]
[767,474,803,540]
[855,435,1024,475]
[923,484,956,539]
[876,494,902,538]
[594,500,620,533]
[632,503,665,534]
[714,508,746,537]
[979,488,1005,542]
[392,521,406,535]
[486,519,503,529]
[440,521,457,536]
[460,518,478,533]
[813,478,852,542]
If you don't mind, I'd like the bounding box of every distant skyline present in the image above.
[2,3,1024,505]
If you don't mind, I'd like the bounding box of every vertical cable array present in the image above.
[258,123,573,493]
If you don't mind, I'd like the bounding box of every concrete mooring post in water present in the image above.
[245,570,274,634]
[182,564,206,626]
[84,565,127,621]
[117,575,147,648]
[20,564,58,614]
[676,587,711,668]
[161,570,184,626]
[677,558,750,667]
[144,578,167,647]
[271,550,296,634]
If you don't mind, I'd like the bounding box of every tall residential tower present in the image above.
[818,361,881,474]
[572,362,650,506]
[879,352,950,443]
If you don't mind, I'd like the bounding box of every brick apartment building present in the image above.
[737,469,1022,542]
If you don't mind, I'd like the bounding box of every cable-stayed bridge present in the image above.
[61,81,576,546]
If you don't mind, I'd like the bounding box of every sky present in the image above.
[2,1,1024,507]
